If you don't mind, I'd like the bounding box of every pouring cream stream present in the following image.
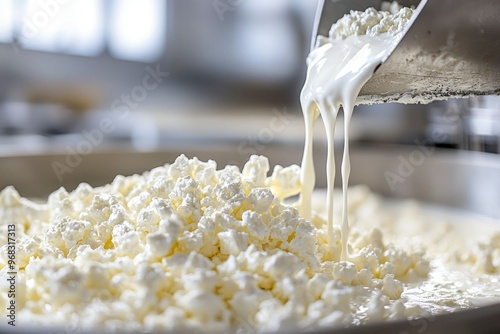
[298,6,415,261]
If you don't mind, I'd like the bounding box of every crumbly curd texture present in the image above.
[329,2,414,40]
[2,155,500,333]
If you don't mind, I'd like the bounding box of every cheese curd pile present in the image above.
[328,2,414,40]
[0,155,437,332]
[311,188,500,276]
[311,188,500,313]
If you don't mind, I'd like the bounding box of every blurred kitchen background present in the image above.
[0,0,499,156]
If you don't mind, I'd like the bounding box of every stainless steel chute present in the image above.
[312,0,500,104]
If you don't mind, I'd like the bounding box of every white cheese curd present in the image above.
[0,156,423,332]
[328,2,414,40]
[2,156,500,333]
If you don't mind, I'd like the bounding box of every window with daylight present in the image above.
[0,0,167,62]
[0,0,14,43]
[108,0,166,62]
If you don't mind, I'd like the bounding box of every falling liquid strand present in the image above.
[340,102,352,261]
[299,33,405,261]
[298,103,318,222]
[322,103,337,248]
